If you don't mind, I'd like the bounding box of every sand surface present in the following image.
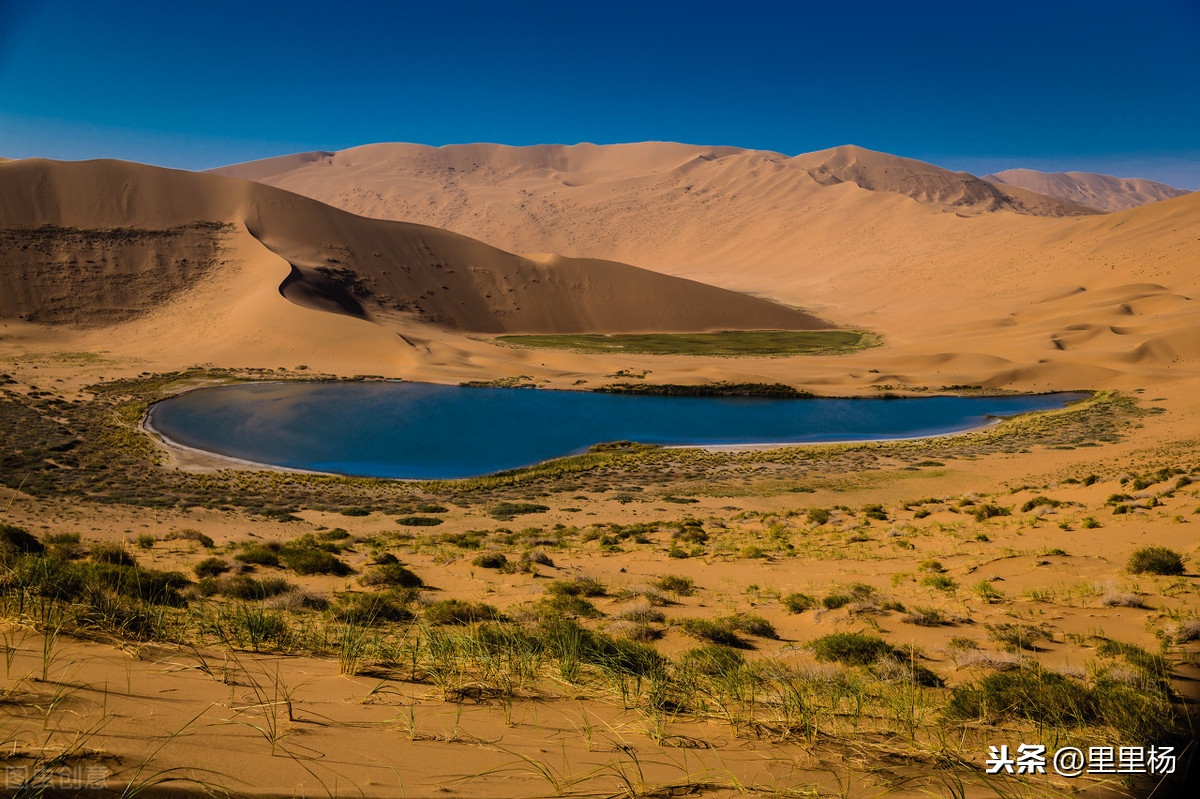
[1,143,1198,797]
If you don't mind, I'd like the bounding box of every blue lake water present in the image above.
[146,382,1087,479]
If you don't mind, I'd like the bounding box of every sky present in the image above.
[1,0,1198,188]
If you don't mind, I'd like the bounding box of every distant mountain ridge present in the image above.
[984,168,1190,212]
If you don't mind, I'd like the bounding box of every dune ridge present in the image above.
[985,168,1191,212]
[3,148,1200,392]
[0,158,827,349]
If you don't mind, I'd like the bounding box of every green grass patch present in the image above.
[497,329,877,357]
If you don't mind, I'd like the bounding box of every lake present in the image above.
[146,382,1087,479]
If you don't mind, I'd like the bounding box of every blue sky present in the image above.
[2,0,1198,187]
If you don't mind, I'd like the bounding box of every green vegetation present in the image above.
[810,633,898,666]
[1127,546,1186,575]
[497,329,877,357]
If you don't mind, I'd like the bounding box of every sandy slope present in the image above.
[985,168,1192,212]
[210,143,1200,390]
[3,149,1200,392]
[0,158,827,375]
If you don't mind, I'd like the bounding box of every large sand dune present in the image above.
[985,168,1191,212]
[208,142,1200,389]
[0,158,828,373]
[3,147,1199,391]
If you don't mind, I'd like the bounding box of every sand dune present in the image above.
[985,168,1191,212]
[3,147,1200,391]
[0,158,829,372]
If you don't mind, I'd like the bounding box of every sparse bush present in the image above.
[522,549,554,566]
[822,593,851,610]
[1,523,44,556]
[682,645,745,675]
[395,516,443,527]
[986,623,1048,652]
[166,528,214,548]
[358,563,423,588]
[194,557,230,578]
[679,618,747,649]
[921,574,956,591]
[971,504,1010,522]
[335,592,413,624]
[547,577,605,597]
[490,502,549,519]
[902,606,945,626]
[92,543,136,567]
[651,575,695,596]
[1021,496,1063,513]
[472,552,508,569]
[538,594,603,618]
[811,633,897,666]
[236,542,281,566]
[135,534,155,550]
[424,599,501,625]
[280,547,352,576]
[806,508,831,525]
[1126,546,1185,575]
[782,592,817,613]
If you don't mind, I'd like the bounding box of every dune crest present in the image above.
[984,168,1191,212]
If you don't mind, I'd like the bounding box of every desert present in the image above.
[0,140,1197,799]
[2,4,1199,796]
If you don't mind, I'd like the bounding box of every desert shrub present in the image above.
[538,594,603,619]
[682,645,746,676]
[91,543,136,567]
[902,606,945,626]
[235,542,281,567]
[986,622,1048,652]
[194,557,230,578]
[822,593,851,610]
[811,633,898,666]
[490,502,549,519]
[679,618,747,648]
[87,563,189,606]
[415,503,448,514]
[335,592,414,625]
[424,599,501,625]
[672,525,708,544]
[1081,517,1100,529]
[862,504,888,521]
[280,547,352,576]
[395,516,443,527]
[522,549,554,567]
[547,577,605,597]
[971,504,1010,522]
[358,563,423,588]
[616,602,665,625]
[1021,496,1063,513]
[919,559,945,573]
[1126,546,1185,575]
[205,574,294,601]
[339,507,371,517]
[319,528,352,540]
[806,508,832,525]
[782,592,817,613]
[973,580,1004,603]
[921,574,956,591]
[535,617,664,678]
[135,534,155,549]
[726,613,778,639]
[166,528,215,548]
[651,575,695,596]
[472,552,508,569]
[946,666,1176,742]
[0,523,44,557]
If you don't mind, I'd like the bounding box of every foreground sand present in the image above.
[1,350,1197,798]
